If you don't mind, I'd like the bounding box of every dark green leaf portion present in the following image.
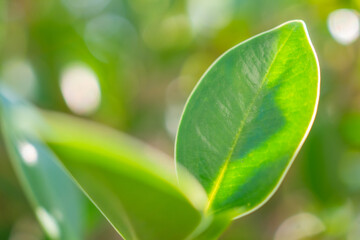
[176,20,319,217]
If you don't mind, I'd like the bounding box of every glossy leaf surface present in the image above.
[176,20,320,217]
[37,111,207,240]
[0,90,89,240]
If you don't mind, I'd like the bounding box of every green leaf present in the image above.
[0,89,90,240]
[175,20,320,217]
[184,211,233,240]
[35,111,208,240]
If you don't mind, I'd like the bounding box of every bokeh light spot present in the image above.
[85,14,137,63]
[328,9,360,45]
[1,59,37,99]
[19,142,38,166]
[187,0,231,35]
[60,63,101,116]
[275,212,325,240]
[62,0,110,17]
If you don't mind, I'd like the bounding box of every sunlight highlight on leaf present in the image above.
[274,213,325,240]
[36,207,60,240]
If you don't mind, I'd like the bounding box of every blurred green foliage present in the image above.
[1,0,360,239]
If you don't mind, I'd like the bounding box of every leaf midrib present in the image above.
[205,26,296,212]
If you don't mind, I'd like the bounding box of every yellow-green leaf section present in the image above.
[175,20,320,217]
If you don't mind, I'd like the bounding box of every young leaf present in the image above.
[175,20,320,217]
[35,111,208,240]
[0,89,90,240]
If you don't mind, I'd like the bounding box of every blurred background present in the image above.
[0,0,360,239]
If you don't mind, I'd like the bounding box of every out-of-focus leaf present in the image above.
[0,88,228,240]
[176,20,320,217]
[35,111,208,240]
[340,112,360,148]
[0,89,89,240]
[303,109,346,204]
[339,151,360,192]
